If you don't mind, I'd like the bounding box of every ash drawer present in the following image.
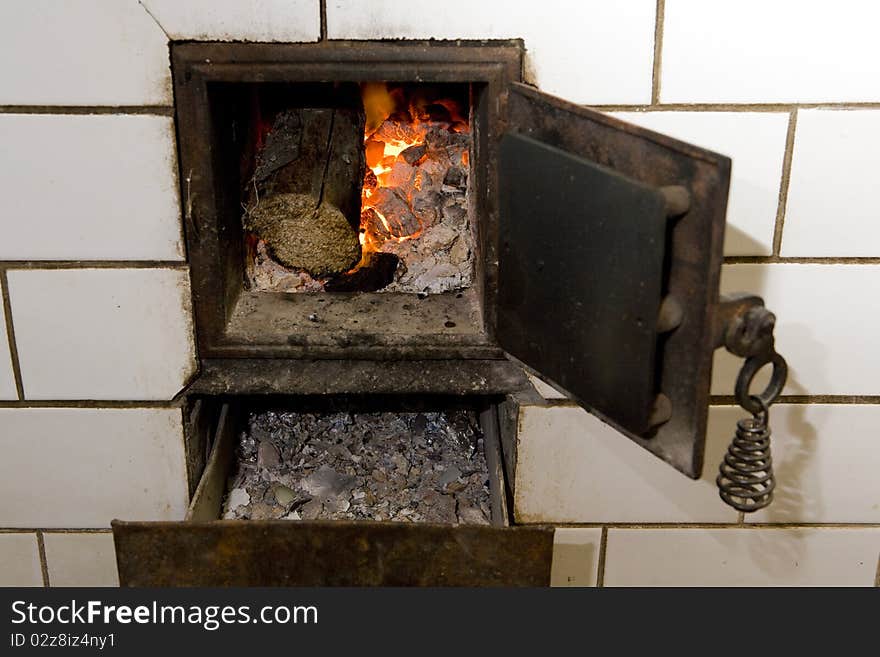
[112,398,553,586]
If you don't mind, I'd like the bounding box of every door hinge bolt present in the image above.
[657,296,684,333]
[660,185,690,217]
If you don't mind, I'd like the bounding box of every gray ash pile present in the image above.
[222,408,492,524]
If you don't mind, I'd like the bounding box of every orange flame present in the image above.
[356,83,468,261]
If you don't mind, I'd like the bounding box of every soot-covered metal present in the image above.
[173,42,522,385]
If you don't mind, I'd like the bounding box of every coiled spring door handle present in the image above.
[715,294,788,512]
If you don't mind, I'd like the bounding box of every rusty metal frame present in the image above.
[172,41,523,372]
[113,520,554,586]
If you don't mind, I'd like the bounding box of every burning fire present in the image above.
[357,83,469,258]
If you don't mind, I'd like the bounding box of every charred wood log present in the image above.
[244,107,366,277]
[251,107,365,227]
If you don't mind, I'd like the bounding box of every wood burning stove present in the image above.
[112,41,788,586]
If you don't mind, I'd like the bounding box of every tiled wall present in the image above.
[1,0,878,587]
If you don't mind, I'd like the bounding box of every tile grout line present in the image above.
[1,529,113,534]
[590,102,880,112]
[0,270,25,400]
[0,401,181,409]
[320,0,328,41]
[772,109,798,256]
[0,261,188,270]
[710,395,880,404]
[35,531,50,587]
[651,0,665,105]
[723,256,880,264]
[595,526,608,587]
[0,105,173,116]
[527,522,880,530]
[546,395,880,409]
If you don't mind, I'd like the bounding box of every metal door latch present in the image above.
[714,293,788,512]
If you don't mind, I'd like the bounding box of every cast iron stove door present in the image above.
[498,83,730,478]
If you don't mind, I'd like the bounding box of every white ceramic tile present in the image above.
[725,404,880,524]
[0,534,43,586]
[514,402,880,524]
[512,405,738,523]
[661,0,880,103]
[0,408,189,528]
[712,264,880,396]
[43,533,119,587]
[0,279,16,400]
[142,0,320,42]
[328,0,656,104]
[0,0,170,105]
[8,269,196,400]
[605,528,880,586]
[610,112,789,256]
[551,528,602,587]
[0,115,183,261]
[782,110,880,257]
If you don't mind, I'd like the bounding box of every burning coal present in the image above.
[245,82,474,294]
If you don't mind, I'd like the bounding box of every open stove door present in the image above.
[498,83,730,478]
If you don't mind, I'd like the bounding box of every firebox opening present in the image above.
[207,79,490,351]
[239,82,475,295]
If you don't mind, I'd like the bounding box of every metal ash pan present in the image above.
[221,408,492,524]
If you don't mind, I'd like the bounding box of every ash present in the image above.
[222,409,492,524]
[246,239,325,293]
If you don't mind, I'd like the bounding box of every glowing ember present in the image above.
[361,83,469,257]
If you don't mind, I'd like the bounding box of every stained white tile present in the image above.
[0,280,16,400]
[605,528,880,586]
[527,374,567,400]
[661,0,880,103]
[711,264,880,396]
[328,0,656,104]
[0,408,189,528]
[0,534,43,586]
[551,528,602,587]
[142,0,320,42]
[8,269,196,400]
[610,112,789,256]
[0,0,170,105]
[512,405,737,523]
[44,533,119,587]
[782,110,880,257]
[725,404,880,524]
[0,115,182,261]
[513,402,880,524]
